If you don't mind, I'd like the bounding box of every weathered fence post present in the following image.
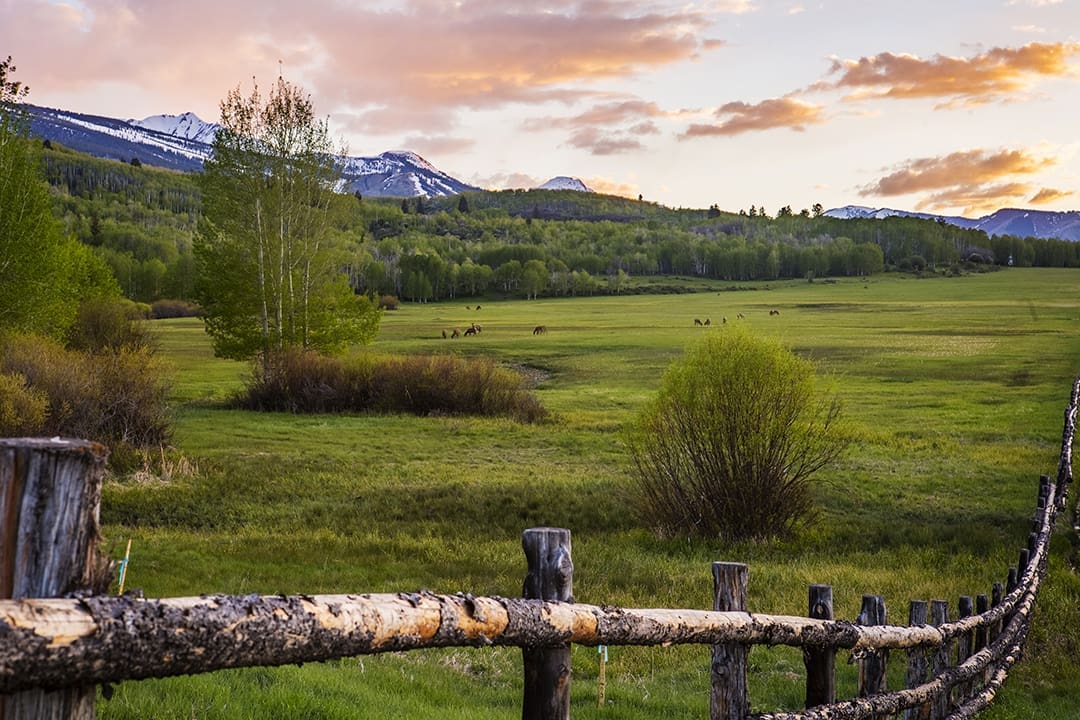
[904,600,929,720]
[804,584,835,708]
[930,600,950,720]
[711,562,748,720]
[0,437,109,720]
[955,596,974,707]
[857,595,887,697]
[522,527,573,720]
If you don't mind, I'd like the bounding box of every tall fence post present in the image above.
[711,562,749,720]
[0,437,109,720]
[804,584,835,708]
[521,527,573,720]
[930,600,950,720]
[904,600,929,720]
[857,595,887,697]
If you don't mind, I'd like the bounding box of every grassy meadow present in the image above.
[99,268,1080,719]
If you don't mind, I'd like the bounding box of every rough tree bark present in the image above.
[0,438,108,720]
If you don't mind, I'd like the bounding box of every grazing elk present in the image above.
[533,325,547,335]
[737,312,745,319]
[769,309,780,316]
[441,329,447,339]
[704,318,711,326]
[451,328,461,338]
[464,326,478,336]
[694,318,703,326]
[722,316,727,324]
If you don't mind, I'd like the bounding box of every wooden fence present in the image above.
[1,376,1076,719]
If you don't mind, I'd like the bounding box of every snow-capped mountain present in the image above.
[338,150,476,197]
[824,205,1080,242]
[29,105,211,172]
[130,112,218,144]
[25,105,478,197]
[537,176,592,192]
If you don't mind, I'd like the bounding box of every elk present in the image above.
[533,325,547,335]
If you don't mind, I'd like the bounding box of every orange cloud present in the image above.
[680,97,825,138]
[822,42,1080,107]
[584,177,639,198]
[915,182,1033,215]
[1029,187,1073,204]
[861,148,1055,196]
[860,148,1061,215]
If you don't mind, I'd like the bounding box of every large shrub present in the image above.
[238,349,548,422]
[625,329,849,541]
[0,333,171,463]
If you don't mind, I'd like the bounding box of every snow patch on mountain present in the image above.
[131,112,218,144]
[537,176,592,192]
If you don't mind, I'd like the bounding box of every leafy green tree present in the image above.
[520,259,547,299]
[0,57,118,337]
[194,76,381,377]
[626,329,849,541]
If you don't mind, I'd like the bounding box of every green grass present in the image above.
[98,268,1080,719]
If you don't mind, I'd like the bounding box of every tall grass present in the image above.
[97,269,1080,719]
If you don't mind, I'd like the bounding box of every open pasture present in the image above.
[101,269,1080,719]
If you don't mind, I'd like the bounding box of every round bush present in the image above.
[625,328,849,541]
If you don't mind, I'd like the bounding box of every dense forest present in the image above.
[40,141,1080,305]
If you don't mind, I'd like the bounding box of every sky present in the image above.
[2,0,1078,217]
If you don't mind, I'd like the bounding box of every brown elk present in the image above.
[533,325,547,335]
[703,318,711,326]
[769,309,780,316]
[464,326,477,336]
[441,329,447,339]
[451,328,461,338]
[737,312,745,319]
[694,318,703,326]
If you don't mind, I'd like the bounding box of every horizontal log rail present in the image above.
[0,375,1075,719]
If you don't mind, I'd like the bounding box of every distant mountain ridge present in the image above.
[25,105,478,198]
[824,205,1080,242]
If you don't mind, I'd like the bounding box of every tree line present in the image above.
[36,136,1080,308]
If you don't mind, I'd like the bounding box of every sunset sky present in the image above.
[2,0,1078,216]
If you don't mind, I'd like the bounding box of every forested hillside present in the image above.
[41,142,1080,305]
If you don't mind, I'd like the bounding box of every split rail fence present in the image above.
[1,376,1077,720]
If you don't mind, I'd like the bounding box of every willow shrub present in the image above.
[0,332,171,468]
[238,348,548,423]
[625,328,849,541]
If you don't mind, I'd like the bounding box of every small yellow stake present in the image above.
[597,645,607,708]
[117,539,132,595]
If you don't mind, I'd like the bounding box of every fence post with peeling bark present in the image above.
[0,438,109,720]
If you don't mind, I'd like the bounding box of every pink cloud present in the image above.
[2,0,719,134]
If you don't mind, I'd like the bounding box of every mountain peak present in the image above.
[130,111,218,144]
[537,176,592,192]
